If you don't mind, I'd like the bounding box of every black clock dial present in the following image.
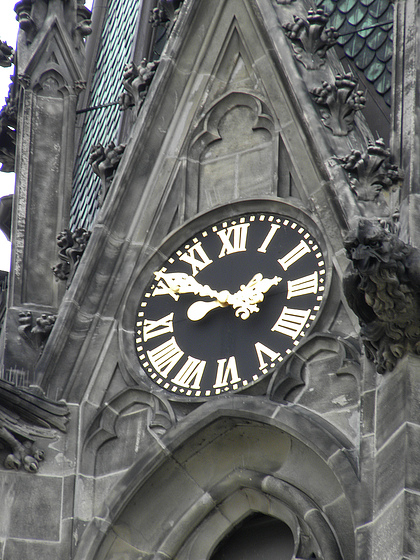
[135,212,326,398]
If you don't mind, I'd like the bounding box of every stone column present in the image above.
[391,0,420,245]
[370,355,420,559]
[0,0,90,382]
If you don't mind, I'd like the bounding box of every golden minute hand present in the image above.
[154,271,232,302]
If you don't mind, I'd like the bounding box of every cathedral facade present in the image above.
[0,1,419,559]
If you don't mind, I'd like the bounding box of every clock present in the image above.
[135,210,327,398]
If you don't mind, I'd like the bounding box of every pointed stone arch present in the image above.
[74,398,361,560]
[187,91,277,215]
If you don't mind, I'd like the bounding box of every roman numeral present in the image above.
[254,342,280,370]
[217,224,249,258]
[172,356,206,389]
[147,337,184,377]
[143,313,174,342]
[271,307,311,340]
[257,224,280,253]
[152,279,180,300]
[213,356,241,388]
[179,242,213,276]
[278,239,311,270]
[287,272,318,299]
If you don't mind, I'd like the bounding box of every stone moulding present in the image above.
[283,8,338,70]
[311,73,366,136]
[81,388,175,474]
[0,378,69,473]
[344,218,420,374]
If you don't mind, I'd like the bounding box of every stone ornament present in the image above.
[89,141,126,206]
[311,73,366,136]
[283,9,338,70]
[18,311,56,355]
[338,138,402,202]
[119,59,159,114]
[344,219,420,374]
[0,41,14,68]
[52,228,91,285]
[149,0,183,30]
[0,379,68,473]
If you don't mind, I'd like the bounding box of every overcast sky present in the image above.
[0,0,94,271]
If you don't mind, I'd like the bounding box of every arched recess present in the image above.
[74,397,361,560]
[186,91,277,216]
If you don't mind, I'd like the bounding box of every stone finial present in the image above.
[283,9,338,70]
[311,73,366,136]
[344,218,420,374]
[52,228,91,285]
[0,379,69,473]
[0,41,14,67]
[119,59,159,114]
[89,142,126,206]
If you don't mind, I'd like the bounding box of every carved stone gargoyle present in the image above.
[119,59,159,114]
[52,228,91,285]
[89,141,126,206]
[0,41,14,67]
[0,379,69,473]
[149,0,183,30]
[343,218,420,374]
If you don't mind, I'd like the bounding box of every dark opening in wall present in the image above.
[210,513,295,560]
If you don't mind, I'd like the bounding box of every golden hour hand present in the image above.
[183,273,281,321]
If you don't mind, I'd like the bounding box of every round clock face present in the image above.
[135,212,326,398]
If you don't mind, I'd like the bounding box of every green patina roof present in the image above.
[315,0,393,105]
[70,0,141,230]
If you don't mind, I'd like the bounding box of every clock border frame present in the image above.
[119,197,332,401]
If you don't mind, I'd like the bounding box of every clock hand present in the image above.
[187,274,282,321]
[154,271,232,303]
[229,273,282,319]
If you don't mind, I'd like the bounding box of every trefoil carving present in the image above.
[311,73,366,136]
[52,228,91,285]
[89,142,126,206]
[283,9,338,70]
[0,41,14,67]
[0,379,69,473]
[119,59,159,114]
[344,219,420,374]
